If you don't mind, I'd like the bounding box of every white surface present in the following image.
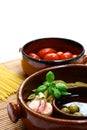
[0,0,87,63]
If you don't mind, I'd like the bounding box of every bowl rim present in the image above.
[18,64,87,124]
[21,37,85,65]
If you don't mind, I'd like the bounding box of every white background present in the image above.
[0,0,87,63]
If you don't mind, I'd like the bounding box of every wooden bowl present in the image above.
[7,64,87,130]
[53,86,87,120]
[20,37,85,75]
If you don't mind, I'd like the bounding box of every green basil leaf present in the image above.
[61,91,71,96]
[43,81,50,87]
[48,86,53,95]
[35,85,47,94]
[53,88,61,99]
[46,71,55,82]
[55,83,67,91]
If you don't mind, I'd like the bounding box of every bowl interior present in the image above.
[23,38,84,55]
[53,86,87,119]
[21,64,87,99]
[21,38,85,75]
[22,38,85,63]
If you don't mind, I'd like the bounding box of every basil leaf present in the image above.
[53,88,61,99]
[61,91,71,96]
[35,85,47,94]
[55,83,67,92]
[48,86,53,95]
[43,81,50,87]
[46,71,55,82]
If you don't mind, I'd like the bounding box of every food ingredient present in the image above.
[0,65,24,101]
[28,47,77,60]
[27,71,87,116]
[35,71,71,99]
[27,71,71,116]
[68,103,79,114]
[44,53,59,60]
[27,92,53,116]
[61,103,83,116]
[38,48,56,58]
[28,52,40,59]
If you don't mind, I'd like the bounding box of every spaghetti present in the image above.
[0,65,25,101]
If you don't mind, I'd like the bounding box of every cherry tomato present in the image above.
[62,52,73,60]
[28,52,40,59]
[72,54,78,58]
[38,48,56,58]
[56,51,64,60]
[44,53,59,60]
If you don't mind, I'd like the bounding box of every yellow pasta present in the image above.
[0,64,25,101]
[0,81,16,93]
[0,65,24,81]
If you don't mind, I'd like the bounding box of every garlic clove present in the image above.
[28,100,40,112]
[38,100,53,116]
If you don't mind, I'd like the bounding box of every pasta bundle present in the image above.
[0,64,25,101]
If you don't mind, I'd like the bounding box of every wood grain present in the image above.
[1,59,25,76]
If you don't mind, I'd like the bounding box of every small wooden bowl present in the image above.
[20,37,85,75]
[53,86,87,120]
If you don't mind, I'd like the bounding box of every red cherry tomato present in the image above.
[38,48,56,59]
[28,52,40,59]
[72,54,78,58]
[56,51,64,60]
[62,52,73,60]
[44,53,59,60]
